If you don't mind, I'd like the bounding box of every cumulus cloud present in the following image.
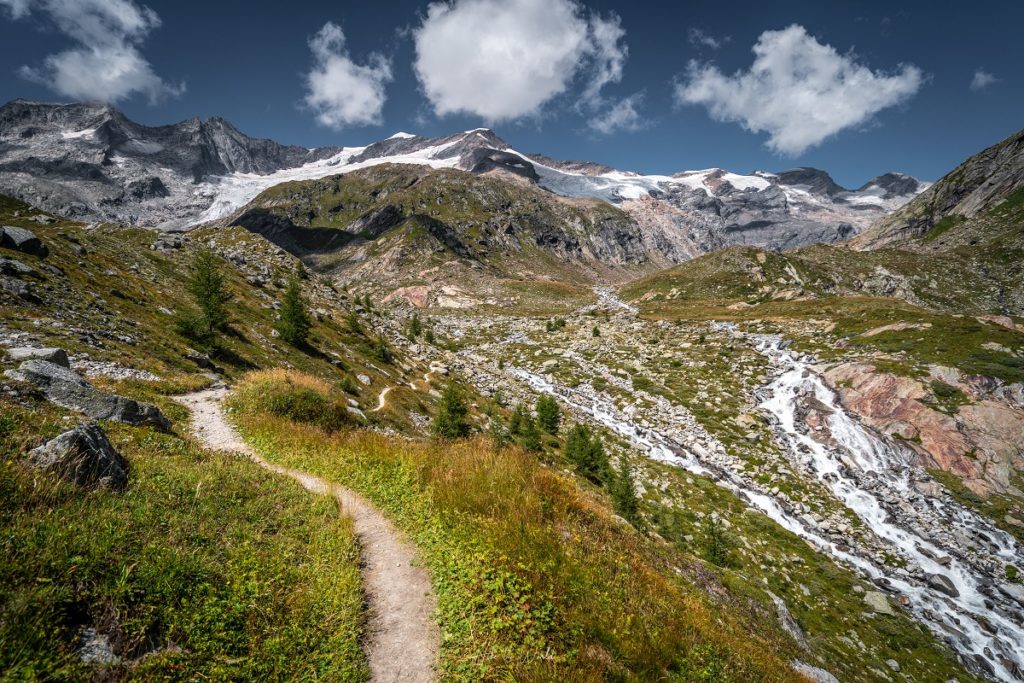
[413,0,637,125]
[970,69,998,91]
[304,22,392,129]
[588,93,645,135]
[3,0,183,103]
[675,24,923,156]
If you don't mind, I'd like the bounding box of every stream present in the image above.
[507,312,1023,681]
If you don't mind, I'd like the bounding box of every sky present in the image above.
[0,0,1020,188]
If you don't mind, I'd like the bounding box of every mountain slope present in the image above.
[853,127,1024,250]
[0,100,926,257]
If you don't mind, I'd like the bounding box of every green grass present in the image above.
[0,397,367,681]
[923,214,965,242]
[228,370,804,682]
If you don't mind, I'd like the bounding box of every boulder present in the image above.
[27,422,128,490]
[5,360,170,430]
[5,347,70,368]
[0,256,35,277]
[863,590,895,615]
[0,275,39,302]
[0,225,48,258]
[926,573,960,598]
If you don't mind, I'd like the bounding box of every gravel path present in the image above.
[175,386,439,682]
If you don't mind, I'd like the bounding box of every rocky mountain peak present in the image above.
[775,167,846,196]
[859,172,924,198]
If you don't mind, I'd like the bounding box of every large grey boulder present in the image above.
[926,573,960,598]
[28,422,128,490]
[0,226,48,258]
[5,360,170,430]
[0,256,36,277]
[5,347,70,367]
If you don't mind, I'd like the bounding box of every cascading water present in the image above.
[506,299,1023,680]
[752,333,1023,681]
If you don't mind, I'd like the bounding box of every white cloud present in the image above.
[970,69,998,91]
[589,93,645,135]
[675,24,923,156]
[688,28,725,50]
[304,22,392,129]
[4,0,183,103]
[413,0,635,124]
[0,0,32,19]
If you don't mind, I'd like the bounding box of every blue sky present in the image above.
[0,0,1020,187]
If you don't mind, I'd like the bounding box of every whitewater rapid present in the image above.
[509,322,1023,680]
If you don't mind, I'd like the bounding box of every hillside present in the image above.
[853,127,1024,250]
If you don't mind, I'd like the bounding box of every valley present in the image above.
[0,102,1022,682]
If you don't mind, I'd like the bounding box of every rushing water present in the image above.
[510,326,1024,681]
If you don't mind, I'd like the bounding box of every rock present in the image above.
[0,225,48,257]
[926,573,960,598]
[5,347,70,367]
[5,360,170,430]
[791,660,839,683]
[0,275,39,302]
[357,374,371,386]
[27,422,129,490]
[864,591,895,615]
[541,359,559,371]
[0,256,35,277]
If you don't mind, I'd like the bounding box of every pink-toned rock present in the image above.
[824,363,1024,496]
[382,285,429,309]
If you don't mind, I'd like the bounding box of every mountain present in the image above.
[853,127,1024,250]
[0,100,926,253]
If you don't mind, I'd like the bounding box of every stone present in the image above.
[885,659,901,672]
[0,256,35,277]
[5,347,70,368]
[0,225,48,257]
[27,422,128,490]
[5,360,170,430]
[863,591,895,615]
[926,573,960,598]
[791,660,839,683]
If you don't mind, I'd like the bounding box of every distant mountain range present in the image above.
[0,99,927,256]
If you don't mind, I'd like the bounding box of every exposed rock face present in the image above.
[5,359,170,430]
[0,225,48,257]
[854,127,1024,249]
[825,362,1024,496]
[0,100,924,258]
[0,100,341,227]
[27,422,129,490]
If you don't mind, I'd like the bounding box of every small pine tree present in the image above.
[346,309,362,334]
[373,339,393,364]
[433,382,469,439]
[176,249,232,348]
[535,395,561,435]
[592,326,600,337]
[508,403,525,436]
[565,424,609,483]
[701,515,734,567]
[363,293,373,310]
[340,376,359,395]
[407,313,422,339]
[610,459,640,524]
[424,328,435,344]
[519,413,542,452]
[276,274,312,346]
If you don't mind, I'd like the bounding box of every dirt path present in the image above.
[370,386,392,413]
[175,387,439,683]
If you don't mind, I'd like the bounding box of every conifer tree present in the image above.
[176,249,232,348]
[276,273,311,346]
[433,382,469,439]
[610,459,640,524]
[535,395,561,435]
[519,413,542,452]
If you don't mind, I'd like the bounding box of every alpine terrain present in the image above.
[1,98,1021,683]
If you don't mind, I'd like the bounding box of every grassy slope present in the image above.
[228,370,804,683]
[0,395,366,681]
